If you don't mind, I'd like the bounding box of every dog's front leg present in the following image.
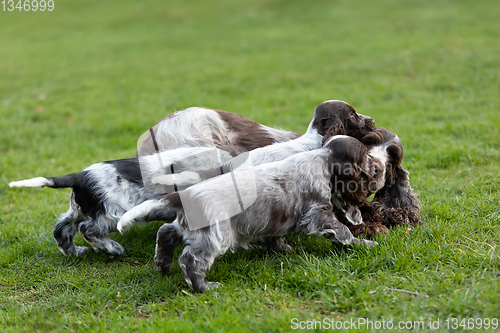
[78,219,125,257]
[325,218,379,247]
[53,209,87,257]
[263,237,293,253]
[302,205,378,247]
[155,220,183,275]
[179,244,222,293]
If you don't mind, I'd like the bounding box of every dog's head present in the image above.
[361,128,403,186]
[323,135,386,206]
[311,100,375,139]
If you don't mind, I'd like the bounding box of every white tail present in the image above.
[117,200,167,233]
[9,177,54,188]
[151,171,201,187]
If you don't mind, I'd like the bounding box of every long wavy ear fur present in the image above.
[370,165,422,227]
[321,118,346,145]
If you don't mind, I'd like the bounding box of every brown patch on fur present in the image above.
[325,136,375,206]
[378,206,422,227]
[347,204,390,238]
[161,192,183,209]
[348,222,389,239]
[359,201,422,229]
[265,201,290,235]
[325,136,367,165]
[360,131,383,147]
[137,108,300,156]
[367,164,422,227]
[321,118,346,145]
[215,109,300,153]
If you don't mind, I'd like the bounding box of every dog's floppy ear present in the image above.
[372,165,422,226]
[316,116,341,136]
[387,143,403,168]
[325,135,367,165]
[361,131,384,148]
[312,100,351,135]
[322,118,346,145]
[332,163,373,206]
[327,136,372,205]
[382,142,404,185]
[352,165,375,205]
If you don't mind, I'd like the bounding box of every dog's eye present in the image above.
[373,164,380,176]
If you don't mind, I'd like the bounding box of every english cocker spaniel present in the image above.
[117,135,388,292]
[137,106,299,156]
[138,100,375,252]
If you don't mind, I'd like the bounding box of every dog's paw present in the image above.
[74,246,89,256]
[268,240,293,254]
[154,258,172,275]
[206,282,221,291]
[345,205,364,225]
[104,241,125,258]
[355,238,379,247]
[117,212,134,233]
[275,243,293,253]
[58,245,89,257]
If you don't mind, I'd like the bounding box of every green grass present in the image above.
[1,0,499,331]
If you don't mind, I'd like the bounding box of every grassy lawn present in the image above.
[1,0,499,331]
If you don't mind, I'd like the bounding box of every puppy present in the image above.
[117,136,387,292]
[9,147,234,257]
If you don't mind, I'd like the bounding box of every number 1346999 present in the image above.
[2,0,54,11]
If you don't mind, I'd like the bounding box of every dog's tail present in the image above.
[117,192,182,233]
[152,171,202,187]
[9,173,80,189]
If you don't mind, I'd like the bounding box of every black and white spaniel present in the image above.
[8,147,235,257]
[117,135,388,292]
[10,105,298,257]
